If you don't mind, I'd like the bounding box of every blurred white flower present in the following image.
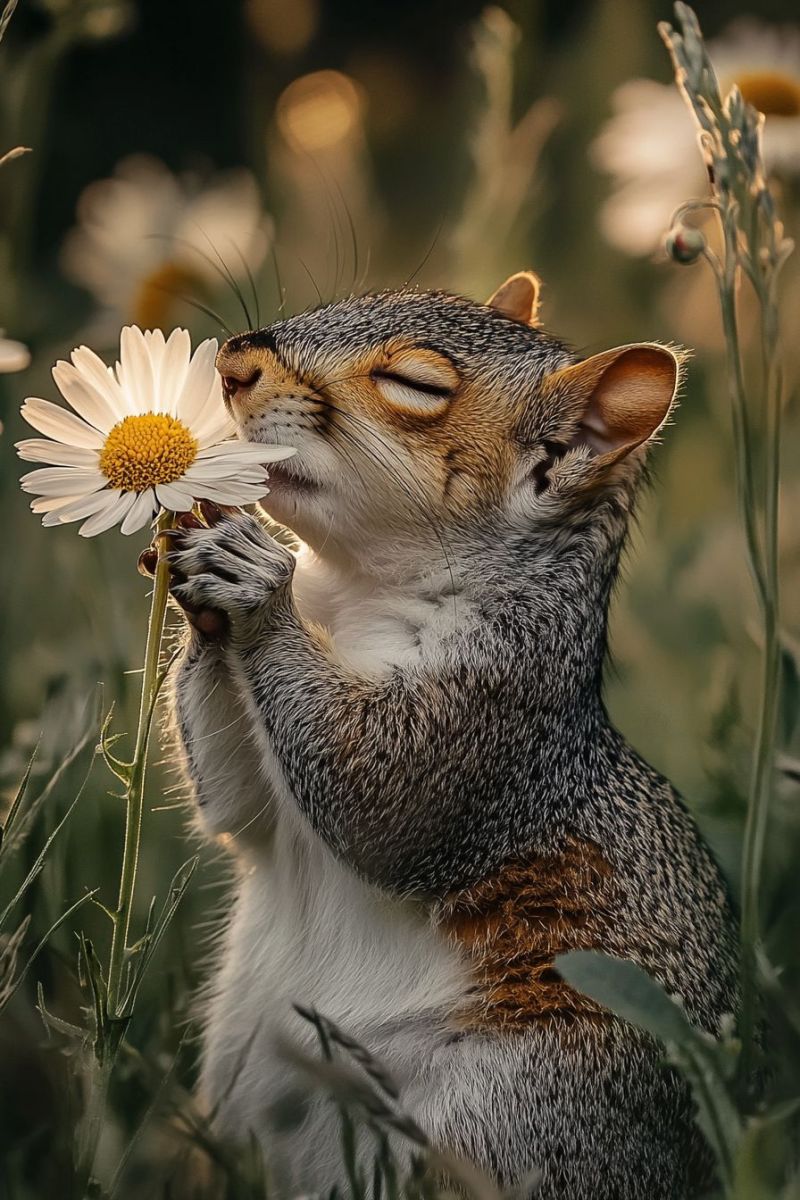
[0,335,31,373]
[16,326,293,537]
[592,19,800,255]
[61,156,272,330]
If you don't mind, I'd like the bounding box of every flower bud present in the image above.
[665,224,706,264]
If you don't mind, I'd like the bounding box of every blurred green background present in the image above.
[1,0,799,1195]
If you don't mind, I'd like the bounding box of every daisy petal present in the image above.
[15,439,99,467]
[21,398,105,448]
[158,328,192,415]
[32,495,77,514]
[70,346,128,417]
[191,378,235,444]
[79,491,138,537]
[194,441,294,463]
[197,481,270,505]
[117,326,156,411]
[194,441,238,459]
[52,360,120,433]
[243,443,296,462]
[42,489,118,526]
[155,482,195,511]
[20,468,107,497]
[120,489,158,535]
[175,339,218,424]
[183,459,269,481]
[197,415,237,447]
[143,330,168,400]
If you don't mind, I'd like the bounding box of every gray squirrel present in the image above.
[160,273,738,1199]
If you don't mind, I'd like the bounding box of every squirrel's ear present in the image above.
[549,344,681,465]
[487,271,542,326]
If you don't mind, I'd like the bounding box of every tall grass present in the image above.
[560,6,799,1197]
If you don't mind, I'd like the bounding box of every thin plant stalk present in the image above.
[106,508,175,1018]
[706,212,782,1076]
[738,293,784,1078]
[660,3,793,1089]
[708,220,766,610]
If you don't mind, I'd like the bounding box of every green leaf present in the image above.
[98,704,133,785]
[0,741,40,857]
[556,950,693,1043]
[556,950,742,1188]
[78,935,109,1058]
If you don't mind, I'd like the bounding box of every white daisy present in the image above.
[60,155,271,330]
[0,334,30,373]
[16,326,294,538]
[592,18,800,255]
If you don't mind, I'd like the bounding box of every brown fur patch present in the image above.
[438,837,622,1031]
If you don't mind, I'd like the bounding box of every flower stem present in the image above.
[106,509,175,1018]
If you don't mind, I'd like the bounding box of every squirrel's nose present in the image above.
[219,365,262,403]
[216,341,266,404]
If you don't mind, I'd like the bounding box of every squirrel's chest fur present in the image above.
[291,550,470,674]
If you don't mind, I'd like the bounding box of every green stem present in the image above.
[106,510,175,1019]
[738,293,783,1084]
[715,214,767,610]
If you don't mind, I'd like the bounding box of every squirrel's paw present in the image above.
[165,503,295,632]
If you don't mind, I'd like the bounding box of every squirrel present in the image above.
[161,273,738,1200]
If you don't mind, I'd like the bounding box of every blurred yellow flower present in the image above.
[277,70,364,154]
[592,19,800,255]
[61,156,272,331]
[16,326,293,537]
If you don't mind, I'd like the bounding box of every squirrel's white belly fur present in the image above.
[199,560,473,1185]
[202,822,468,1184]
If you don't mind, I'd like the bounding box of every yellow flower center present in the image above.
[132,260,206,330]
[99,413,198,492]
[734,70,800,118]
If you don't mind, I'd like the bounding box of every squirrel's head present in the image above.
[216,274,682,567]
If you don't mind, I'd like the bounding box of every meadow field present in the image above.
[1,1,799,1195]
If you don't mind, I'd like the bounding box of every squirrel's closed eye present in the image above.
[372,352,458,417]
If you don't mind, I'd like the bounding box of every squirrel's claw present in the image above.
[137,546,158,578]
